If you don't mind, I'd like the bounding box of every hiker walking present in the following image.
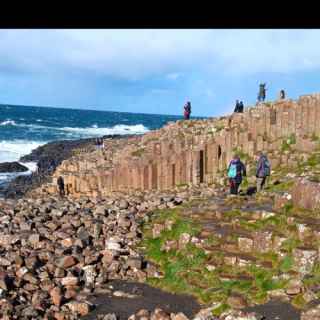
[183,101,191,120]
[256,151,271,192]
[57,176,65,197]
[279,89,285,100]
[257,83,267,103]
[227,154,247,195]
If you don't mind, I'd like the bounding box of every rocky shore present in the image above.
[0,134,135,199]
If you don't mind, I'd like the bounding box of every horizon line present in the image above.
[0,102,208,118]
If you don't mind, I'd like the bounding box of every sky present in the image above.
[1,29,320,117]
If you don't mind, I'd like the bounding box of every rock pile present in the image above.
[0,184,217,319]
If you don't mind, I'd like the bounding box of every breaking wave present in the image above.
[60,124,149,137]
[0,120,16,126]
[0,140,46,163]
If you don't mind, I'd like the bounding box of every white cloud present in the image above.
[1,29,320,80]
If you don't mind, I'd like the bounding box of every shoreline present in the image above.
[0,134,138,199]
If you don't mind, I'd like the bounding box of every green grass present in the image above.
[279,255,294,272]
[281,238,301,253]
[131,148,145,157]
[211,303,230,317]
[292,293,307,309]
[142,208,212,302]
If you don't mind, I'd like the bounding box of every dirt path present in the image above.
[83,280,201,320]
[245,300,301,320]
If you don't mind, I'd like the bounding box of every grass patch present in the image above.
[142,208,213,302]
[211,303,230,316]
[131,148,145,157]
[291,293,307,309]
[279,255,294,272]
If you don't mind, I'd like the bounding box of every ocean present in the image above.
[0,104,182,186]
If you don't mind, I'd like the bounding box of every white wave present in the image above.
[0,163,37,186]
[60,124,149,136]
[36,119,43,122]
[0,140,46,163]
[0,120,149,137]
[22,161,38,173]
[0,120,16,126]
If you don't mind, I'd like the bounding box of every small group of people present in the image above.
[234,100,244,113]
[227,151,270,195]
[183,101,191,120]
[258,83,286,103]
[231,85,287,115]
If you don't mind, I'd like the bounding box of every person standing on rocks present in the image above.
[238,101,244,113]
[57,176,65,197]
[183,101,191,120]
[256,151,271,192]
[257,83,267,103]
[234,100,240,113]
[227,154,247,195]
[279,89,286,100]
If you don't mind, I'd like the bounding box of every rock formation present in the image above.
[44,94,320,198]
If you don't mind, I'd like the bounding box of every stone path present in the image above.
[83,280,201,320]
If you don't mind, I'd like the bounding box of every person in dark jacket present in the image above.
[184,101,191,120]
[257,83,267,103]
[227,155,247,195]
[256,151,270,192]
[279,89,285,100]
[57,176,65,197]
[234,100,240,113]
[238,101,244,113]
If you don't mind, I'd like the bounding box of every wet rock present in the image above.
[0,162,28,173]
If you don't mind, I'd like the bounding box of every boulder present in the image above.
[0,162,29,173]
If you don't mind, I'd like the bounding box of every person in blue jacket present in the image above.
[227,154,247,195]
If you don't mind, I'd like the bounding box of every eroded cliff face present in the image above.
[42,94,320,198]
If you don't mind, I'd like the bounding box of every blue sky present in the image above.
[0,29,320,117]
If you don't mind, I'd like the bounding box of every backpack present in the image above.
[261,157,270,176]
[228,163,237,178]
